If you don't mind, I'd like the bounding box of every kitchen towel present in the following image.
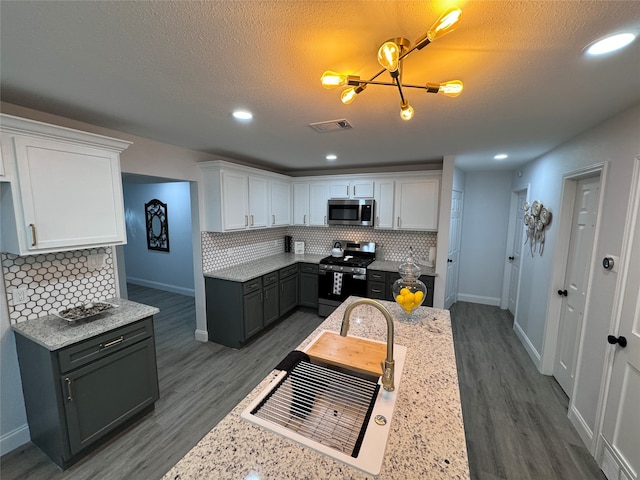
[333,272,343,295]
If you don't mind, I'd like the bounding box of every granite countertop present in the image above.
[203,253,326,282]
[369,259,437,277]
[10,298,160,351]
[163,296,469,479]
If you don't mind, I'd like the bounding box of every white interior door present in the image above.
[554,176,600,397]
[444,189,463,309]
[599,162,640,480]
[508,190,527,315]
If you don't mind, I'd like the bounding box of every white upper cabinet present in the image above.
[0,114,131,255]
[308,183,328,226]
[200,161,290,232]
[328,179,374,199]
[270,180,291,226]
[374,179,395,229]
[292,183,310,226]
[394,177,440,231]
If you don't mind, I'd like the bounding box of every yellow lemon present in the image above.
[404,292,415,304]
[400,287,410,296]
[404,306,413,314]
[396,295,405,305]
[415,291,424,303]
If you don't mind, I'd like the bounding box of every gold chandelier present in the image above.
[321,8,463,121]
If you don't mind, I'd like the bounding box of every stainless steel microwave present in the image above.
[327,199,375,226]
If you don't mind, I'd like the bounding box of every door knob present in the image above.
[508,256,515,261]
[558,289,568,296]
[607,335,627,348]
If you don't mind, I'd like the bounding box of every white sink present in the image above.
[241,333,407,477]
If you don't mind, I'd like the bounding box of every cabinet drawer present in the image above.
[243,278,262,294]
[367,281,386,300]
[262,271,279,286]
[58,318,153,373]
[367,270,386,282]
[280,264,298,278]
[299,263,318,274]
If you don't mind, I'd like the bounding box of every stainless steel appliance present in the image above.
[318,242,376,316]
[327,199,375,226]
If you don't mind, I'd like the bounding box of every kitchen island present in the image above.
[164,297,469,479]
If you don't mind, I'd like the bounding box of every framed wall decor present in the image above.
[145,199,170,252]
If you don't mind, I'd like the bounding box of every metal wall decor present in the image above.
[524,200,551,256]
[145,199,170,252]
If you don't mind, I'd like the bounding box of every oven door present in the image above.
[318,269,367,303]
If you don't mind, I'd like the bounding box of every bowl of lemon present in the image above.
[392,248,428,321]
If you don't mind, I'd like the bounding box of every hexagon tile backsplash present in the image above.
[2,247,115,324]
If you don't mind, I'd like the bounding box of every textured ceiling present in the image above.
[1,1,639,173]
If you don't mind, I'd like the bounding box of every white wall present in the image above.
[457,171,512,306]
[123,181,195,296]
[513,102,640,446]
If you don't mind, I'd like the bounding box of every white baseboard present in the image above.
[127,277,195,297]
[569,404,594,452]
[1,424,30,456]
[457,293,501,306]
[513,320,542,371]
[194,329,208,343]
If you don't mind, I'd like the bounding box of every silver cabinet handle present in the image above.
[346,186,349,196]
[100,335,124,349]
[324,215,327,225]
[352,185,355,196]
[371,288,382,293]
[245,215,248,226]
[29,223,37,246]
[65,377,73,401]
[250,214,254,226]
[272,214,275,225]
[397,217,402,228]
[376,216,379,226]
[304,214,307,224]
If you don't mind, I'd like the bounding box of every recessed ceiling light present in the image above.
[494,153,508,160]
[586,33,636,56]
[326,154,337,161]
[232,110,253,121]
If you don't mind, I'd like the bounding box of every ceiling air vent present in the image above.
[308,119,353,133]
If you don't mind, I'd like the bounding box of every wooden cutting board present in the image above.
[305,331,387,377]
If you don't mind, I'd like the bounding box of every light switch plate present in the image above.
[87,254,106,271]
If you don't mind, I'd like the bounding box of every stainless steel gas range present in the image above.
[318,241,376,317]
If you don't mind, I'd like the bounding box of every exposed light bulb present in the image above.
[321,71,348,89]
[341,87,357,104]
[427,8,462,42]
[377,41,400,73]
[586,33,636,55]
[439,80,464,97]
[400,102,414,121]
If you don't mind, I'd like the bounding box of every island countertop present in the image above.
[163,297,469,479]
[10,298,160,351]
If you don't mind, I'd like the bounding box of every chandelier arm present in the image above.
[394,77,406,104]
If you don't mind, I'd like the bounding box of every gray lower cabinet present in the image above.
[279,264,298,316]
[14,317,159,469]
[263,272,280,326]
[367,270,435,307]
[298,263,319,308]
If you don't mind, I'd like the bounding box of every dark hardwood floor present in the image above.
[450,301,606,480]
[1,291,606,479]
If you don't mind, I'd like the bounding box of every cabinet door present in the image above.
[248,175,268,228]
[309,183,328,226]
[292,183,309,225]
[279,273,298,315]
[243,289,264,338]
[13,136,126,251]
[299,264,319,308]
[222,170,249,230]
[62,338,159,455]
[374,180,395,229]
[351,180,374,198]
[329,181,351,199]
[263,283,280,326]
[270,180,291,226]
[395,178,440,231]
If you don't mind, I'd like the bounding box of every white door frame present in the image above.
[501,184,529,312]
[540,163,607,376]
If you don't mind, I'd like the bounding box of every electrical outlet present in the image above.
[87,254,106,271]
[11,288,28,305]
[274,240,278,247]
